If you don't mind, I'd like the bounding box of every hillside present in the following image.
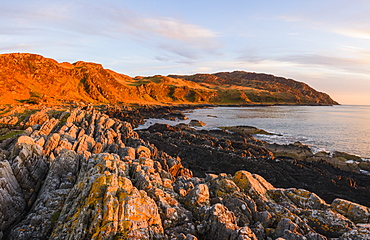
[0,53,338,105]
[169,72,338,105]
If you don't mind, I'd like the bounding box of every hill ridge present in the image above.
[0,53,338,105]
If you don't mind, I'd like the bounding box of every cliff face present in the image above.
[0,53,338,105]
[0,106,368,239]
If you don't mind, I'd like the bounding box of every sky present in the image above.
[1,0,370,105]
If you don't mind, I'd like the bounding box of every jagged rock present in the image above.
[0,116,18,125]
[74,134,95,153]
[136,145,151,158]
[66,107,85,124]
[189,120,206,127]
[33,118,60,136]
[0,160,26,232]
[43,133,60,155]
[24,108,50,126]
[300,209,355,238]
[8,150,80,239]
[268,188,328,210]
[196,203,257,240]
[233,170,274,202]
[50,153,164,239]
[339,226,370,240]
[266,142,313,160]
[273,217,305,239]
[359,161,370,172]
[331,198,370,224]
[10,141,48,205]
[184,184,210,211]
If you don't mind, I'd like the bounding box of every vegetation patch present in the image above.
[16,91,44,105]
[0,130,24,141]
[51,210,61,223]
[15,109,39,123]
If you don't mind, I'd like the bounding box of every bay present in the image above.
[138,105,370,158]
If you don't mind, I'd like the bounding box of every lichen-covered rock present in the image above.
[268,188,328,210]
[184,184,210,211]
[300,209,355,238]
[233,170,274,203]
[339,226,370,240]
[331,198,370,223]
[50,153,164,239]
[196,203,258,240]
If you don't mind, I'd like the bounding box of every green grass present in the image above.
[0,109,11,116]
[51,210,61,223]
[0,130,24,140]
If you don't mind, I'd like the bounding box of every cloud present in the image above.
[0,1,220,60]
[278,54,370,75]
[110,12,221,58]
[334,28,370,40]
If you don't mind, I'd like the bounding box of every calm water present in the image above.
[138,105,370,158]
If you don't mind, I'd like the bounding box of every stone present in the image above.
[266,142,313,160]
[339,227,370,240]
[300,209,355,238]
[233,170,274,202]
[25,108,49,126]
[273,218,305,239]
[184,184,210,210]
[16,135,35,145]
[136,145,151,158]
[331,198,370,223]
[10,142,48,205]
[0,160,26,231]
[36,118,60,136]
[43,133,60,155]
[268,188,328,210]
[50,153,164,239]
[8,150,80,239]
[189,120,206,127]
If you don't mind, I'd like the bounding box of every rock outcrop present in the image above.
[0,106,369,239]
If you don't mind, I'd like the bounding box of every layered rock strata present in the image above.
[0,106,369,239]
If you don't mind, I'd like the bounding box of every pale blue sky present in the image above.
[1,0,370,104]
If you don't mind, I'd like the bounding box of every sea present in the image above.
[137,105,370,159]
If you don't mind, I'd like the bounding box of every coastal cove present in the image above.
[138,105,370,159]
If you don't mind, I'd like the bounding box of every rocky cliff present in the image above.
[0,53,338,105]
[0,105,369,239]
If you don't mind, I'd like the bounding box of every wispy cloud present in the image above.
[279,53,370,75]
[334,28,370,40]
[0,1,221,60]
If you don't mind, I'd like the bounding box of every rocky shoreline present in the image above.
[0,104,369,239]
